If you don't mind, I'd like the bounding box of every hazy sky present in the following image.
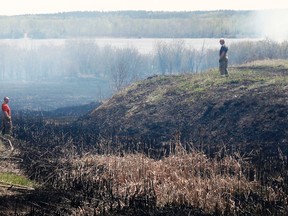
[1,0,288,15]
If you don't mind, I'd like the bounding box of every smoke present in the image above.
[255,9,288,41]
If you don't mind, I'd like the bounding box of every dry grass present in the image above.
[48,148,283,215]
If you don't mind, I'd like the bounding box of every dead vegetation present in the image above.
[58,152,277,215]
[9,141,288,215]
[0,59,288,215]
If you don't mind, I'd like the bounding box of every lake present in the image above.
[0,37,262,54]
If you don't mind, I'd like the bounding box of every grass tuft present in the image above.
[0,172,35,187]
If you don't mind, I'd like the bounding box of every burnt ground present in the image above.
[0,59,288,215]
[83,60,288,159]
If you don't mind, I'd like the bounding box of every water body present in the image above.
[0,37,262,54]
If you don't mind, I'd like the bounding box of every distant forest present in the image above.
[0,10,261,39]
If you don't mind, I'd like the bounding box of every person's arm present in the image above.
[220,51,226,60]
[3,110,11,120]
[219,47,227,60]
[2,105,11,120]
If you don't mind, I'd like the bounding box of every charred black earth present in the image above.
[81,60,288,159]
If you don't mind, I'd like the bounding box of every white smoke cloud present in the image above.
[255,9,288,41]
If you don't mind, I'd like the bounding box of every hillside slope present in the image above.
[84,60,288,156]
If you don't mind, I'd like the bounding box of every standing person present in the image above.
[219,38,229,77]
[1,97,12,135]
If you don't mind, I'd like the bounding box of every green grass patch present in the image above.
[0,172,35,187]
[174,70,228,94]
[0,140,3,147]
[146,87,167,103]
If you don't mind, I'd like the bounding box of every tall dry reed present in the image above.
[56,150,268,215]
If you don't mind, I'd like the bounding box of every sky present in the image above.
[1,0,288,15]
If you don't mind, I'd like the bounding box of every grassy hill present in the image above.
[85,59,288,156]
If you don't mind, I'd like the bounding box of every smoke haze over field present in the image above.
[256,9,288,41]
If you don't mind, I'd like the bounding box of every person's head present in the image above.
[219,38,225,45]
[4,97,9,103]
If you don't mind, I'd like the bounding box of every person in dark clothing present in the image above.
[219,38,229,77]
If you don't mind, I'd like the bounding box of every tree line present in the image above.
[0,10,262,39]
[0,38,287,93]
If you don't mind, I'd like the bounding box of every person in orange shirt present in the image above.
[2,96,12,135]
